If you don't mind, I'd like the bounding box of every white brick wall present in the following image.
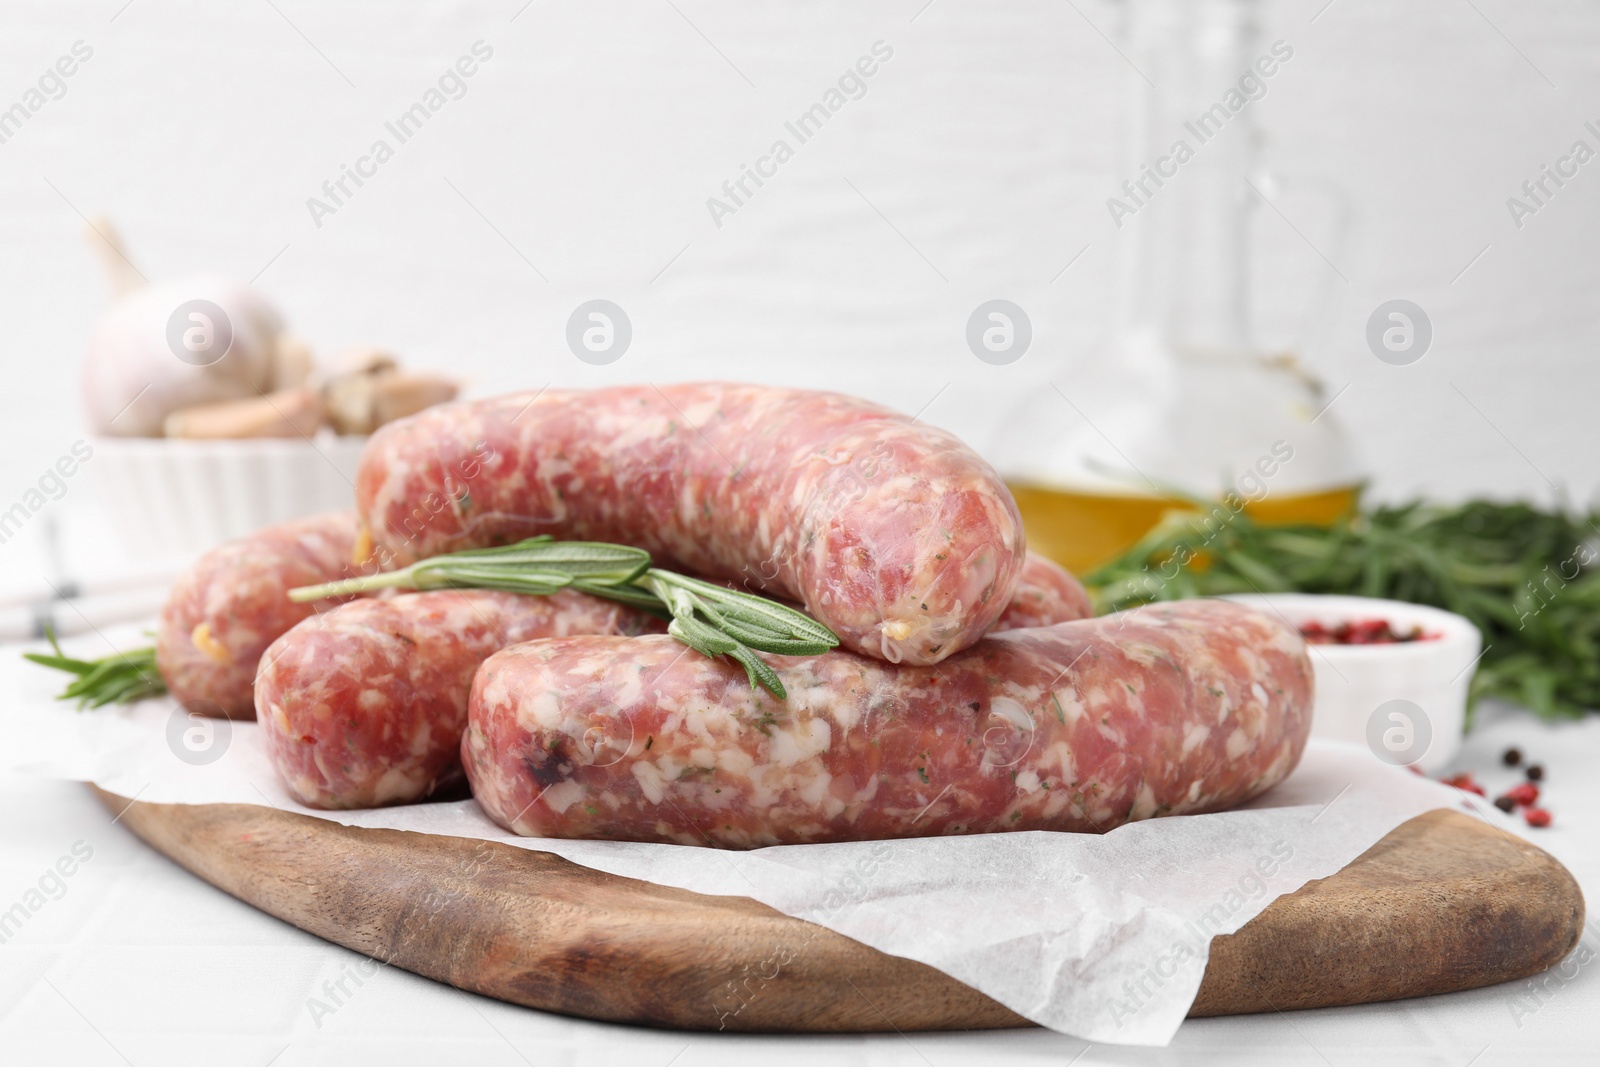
[0,0,1595,584]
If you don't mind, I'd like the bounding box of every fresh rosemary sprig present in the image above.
[1084,497,1600,722]
[286,537,654,601]
[22,630,167,709]
[289,536,838,698]
[634,569,841,698]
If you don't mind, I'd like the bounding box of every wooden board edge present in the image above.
[94,788,1586,1033]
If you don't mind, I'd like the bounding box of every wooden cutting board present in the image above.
[94,788,1584,1032]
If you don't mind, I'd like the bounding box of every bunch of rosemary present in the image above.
[1084,497,1600,721]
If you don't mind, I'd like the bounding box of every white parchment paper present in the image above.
[4,626,1475,1045]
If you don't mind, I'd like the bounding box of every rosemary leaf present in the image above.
[726,645,787,698]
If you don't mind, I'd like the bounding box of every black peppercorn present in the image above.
[1502,747,1522,767]
[1526,764,1545,782]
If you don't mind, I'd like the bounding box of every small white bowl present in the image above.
[89,435,366,561]
[1223,594,1482,773]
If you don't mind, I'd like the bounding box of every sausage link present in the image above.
[993,553,1092,631]
[156,511,365,719]
[355,384,1026,665]
[462,600,1312,848]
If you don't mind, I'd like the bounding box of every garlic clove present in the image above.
[269,334,316,391]
[320,353,458,435]
[371,372,459,428]
[321,368,380,436]
[162,386,324,439]
[334,346,399,377]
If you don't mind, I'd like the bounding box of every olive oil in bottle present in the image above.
[998,0,1361,575]
[1008,482,1359,577]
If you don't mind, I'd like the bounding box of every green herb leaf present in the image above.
[22,629,167,709]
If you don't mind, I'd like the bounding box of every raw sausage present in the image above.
[157,511,364,719]
[355,384,1027,665]
[462,600,1312,848]
[464,600,1308,847]
[256,589,664,809]
[255,555,1085,810]
[994,553,1092,630]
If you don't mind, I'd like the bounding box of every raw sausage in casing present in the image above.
[355,384,1027,665]
[994,552,1092,630]
[157,511,363,719]
[462,600,1313,848]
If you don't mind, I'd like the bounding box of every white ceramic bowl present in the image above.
[89,435,366,561]
[1223,594,1482,773]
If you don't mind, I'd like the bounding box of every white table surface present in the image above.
[0,696,1593,1067]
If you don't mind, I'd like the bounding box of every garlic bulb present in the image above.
[82,278,287,436]
[78,221,306,437]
